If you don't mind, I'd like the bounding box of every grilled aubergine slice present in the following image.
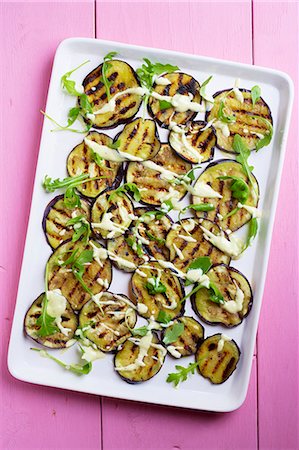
[166,218,230,272]
[163,316,204,358]
[107,230,148,272]
[196,334,241,384]
[193,160,259,232]
[206,88,272,152]
[67,131,123,198]
[79,292,137,352]
[42,195,90,249]
[148,72,201,128]
[82,59,143,129]
[91,190,134,240]
[47,240,112,311]
[115,118,161,161]
[130,261,185,320]
[126,143,192,206]
[114,332,166,383]
[134,207,172,261]
[169,120,216,164]
[24,293,78,348]
[191,264,253,327]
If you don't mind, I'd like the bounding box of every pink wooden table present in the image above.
[1,1,298,449]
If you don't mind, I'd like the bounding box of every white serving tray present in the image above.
[8,38,293,412]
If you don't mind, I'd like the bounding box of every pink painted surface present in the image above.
[0,3,101,450]
[1,1,298,450]
[253,2,299,450]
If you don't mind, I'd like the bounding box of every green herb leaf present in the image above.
[90,148,104,167]
[163,322,184,345]
[145,277,167,295]
[43,174,89,193]
[218,175,250,204]
[222,206,240,220]
[79,93,93,115]
[125,235,144,257]
[157,310,172,324]
[166,362,198,387]
[190,203,215,212]
[109,183,141,203]
[233,135,256,190]
[59,248,94,295]
[187,257,212,273]
[41,110,92,134]
[64,186,81,209]
[100,51,118,101]
[145,230,165,245]
[252,116,273,151]
[136,58,179,91]
[208,282,224,304]
[251,85,261,106]
[66,215,91,243]
[61,60,90,96]
[217,100,236,123]
[131,326,149,337]
[110,139,121,150]
[36,294,59,337]
[199,75,213,102]
[31,348,92,375]
[244,217,258,250]
[159,100,173,110]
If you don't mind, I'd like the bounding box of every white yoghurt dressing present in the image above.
[46,289,71,336]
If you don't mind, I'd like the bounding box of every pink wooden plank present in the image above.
[253,2,299,450]
[96,2,257,449]
[101,359,257,450]
[0,3,101,450]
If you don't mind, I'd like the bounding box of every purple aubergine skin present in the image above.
[42,194,92,251]
[196,333,241,384]
[129,261,186,321]
[161,316,205,359]
[23,293,78,349]
[81,59,142,130]
[193,158,260,232]
[191,264,253,328]
[113,116,161,161]
[147,72,201,129]
[113,333,167,384]
[168,120,216,164]
[66,138,125,200]
[205,88,273,154]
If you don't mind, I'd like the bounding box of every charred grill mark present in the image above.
[212,353,226,374]
[119,102,137,115]
[108,72,118,82]
[222,357,236,379]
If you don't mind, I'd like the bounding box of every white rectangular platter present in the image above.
[8,38,293,412]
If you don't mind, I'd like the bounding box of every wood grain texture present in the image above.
[96,2,257,449]
[253,2,299,450]
[0,2,101,450]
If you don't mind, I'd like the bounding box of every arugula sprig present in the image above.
[200,75,213,103]
[43,173,106,209]
[157,310,172,324]
[179,203,215,222]
[218,176,250,204]
[145,230,165,245]
[217,100,236,123]
[251,85,261,106]
[31,348,92,375]
[136,58,179,112]
[166,362,199,387]
[108,183,141,203]
[125,235,144,257]
[163,322,184,345]
[61,60,90,96]
[100,52,118,101]
[41,110,92,134]
[208,282,225,304]
[58,248,94,295]
[243,217,258,251]
[145,277,167,295]
[252,116,273,150]
[233,135,257,193]
[36,263,59,337]
[159,100,173,110]
[185,257,212,286]
[66,215,91,243]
